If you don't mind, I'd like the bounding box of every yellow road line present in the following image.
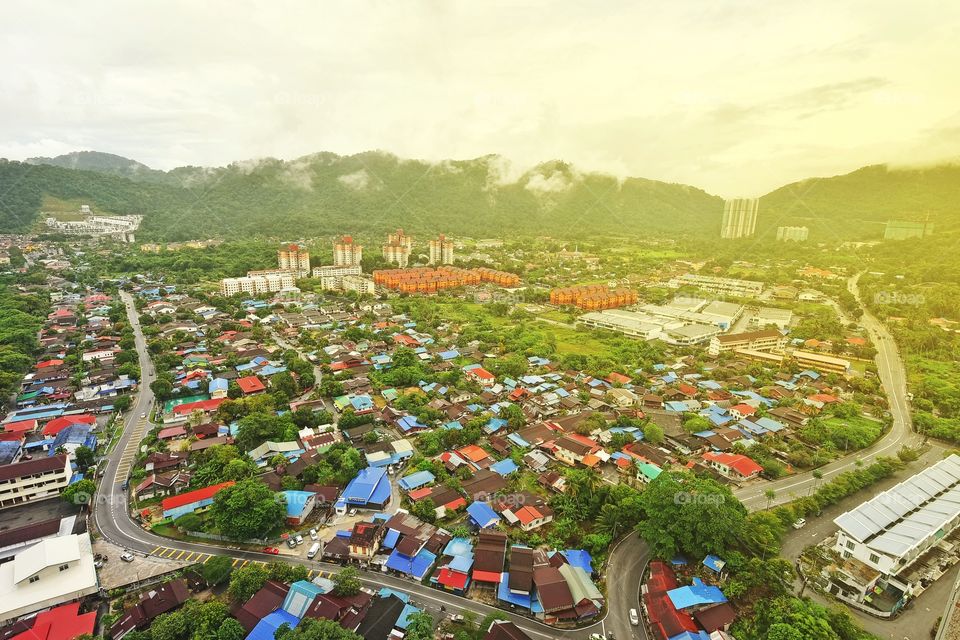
[183,552,195,562]
[175,550,187,560]
[150,546,162,555]
[232,558,241,567]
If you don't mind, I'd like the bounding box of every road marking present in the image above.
[175,550,187,560]
[232,558,241,567]
[150,546,162,555]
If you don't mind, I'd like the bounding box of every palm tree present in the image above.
[764,488,777,510]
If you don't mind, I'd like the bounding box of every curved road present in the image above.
[94,276,914,640]
[735,272,917,510]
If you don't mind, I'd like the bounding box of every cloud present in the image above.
[337,169,376,191]
[524,170,574,194]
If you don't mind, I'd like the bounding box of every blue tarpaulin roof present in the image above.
[497,573,533,609]
[383,528,401,550]
[667,582,728,610]
[490,459,519,476]
[385,548,436,579]
[245,610,300,640]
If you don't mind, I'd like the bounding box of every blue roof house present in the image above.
[466,501,501,529]
[336,467,391,514]
[282,580,324,618]
[398,470,435,492]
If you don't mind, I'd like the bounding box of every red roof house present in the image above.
[236,376,266,395]
[8,602,96,640]
[702,452,763,480]
[42,414,96,437]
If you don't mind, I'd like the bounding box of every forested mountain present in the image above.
[25,150,160,180]
[2,151,959,242]
[758,164,960,241]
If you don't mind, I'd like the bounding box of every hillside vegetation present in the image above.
[4,152,959,242]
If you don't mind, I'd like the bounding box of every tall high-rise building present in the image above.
[333,235,363,267]
[720,198,759,239]
[278,243,310,277]
[776,226,809,242]
[428,234,454,265]
[382,229,413,267]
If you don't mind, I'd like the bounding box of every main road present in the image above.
[735,272,918,510]
[95,274,915,640]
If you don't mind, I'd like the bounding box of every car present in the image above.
[309,528,318,540]
[348,508,357,517]
[262,547,280,555]
[286,538,298,548]
[449,615,464,624]
[629,608,639,626]
[140,412,147,419]
[793,518,807,529]
[120,552,135,562]
[295,534,304,545]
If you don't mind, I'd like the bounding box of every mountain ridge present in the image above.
[4,151,959,242]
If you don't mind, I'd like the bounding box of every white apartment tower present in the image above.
[333,236,363,267]
[777,226,809,242]
[720,198,759,239]
[428,234,454,265]
[278,243,311,277]
[382,229,413,268]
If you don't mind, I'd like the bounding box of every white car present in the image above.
[629,608,640,626]
[140,413,147,419]
[295,534,304,545]
[793,518,807,529]
[309,528,318,541]
[120,552,135,562]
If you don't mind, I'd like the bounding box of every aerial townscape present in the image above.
[2,4,960,640]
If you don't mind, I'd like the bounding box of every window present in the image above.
[869,553,881,564]
[843,551,851,559]
[28,576,39,583]
[846,541,854,550]
[59,564,70,571]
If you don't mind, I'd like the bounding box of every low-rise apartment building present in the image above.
[667,274,764,298]
[709,328,786,356]
[790,350,850,375]
[220,272,295,297]
[0,455,72,509]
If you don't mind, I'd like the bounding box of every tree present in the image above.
[643,422,665,445]
[576,412,608,435]
[764,488,777,510]
[228,563,270,602]
[173,512,203,532]
[62,479,96,507]
[211,479,286,540]
[274,618,361,640]
[404,612,435,640]
[201,555,234,586]
[150,378,174,400]
[113,395,132,412]
[635,471,747,559]
[332,566,362,596]
[151,611,189,640]
[410,498,437,523]
[218,618,247,640]
[74,445,95,471]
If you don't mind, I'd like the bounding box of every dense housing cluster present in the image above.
[549,284,638,310]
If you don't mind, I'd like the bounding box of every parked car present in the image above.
[140,412,147,419]
[449,615,464,624]
[286,538,297,549]
[793,518,807,529]
[348,508,357,517]
[309,528,318,540]
[295,534,304,545]
[262,547,280,555]
[120,552,135,562]
[629,609,639,626]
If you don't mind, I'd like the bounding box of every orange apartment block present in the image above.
[550,285,637,310]
[372,267,519,293]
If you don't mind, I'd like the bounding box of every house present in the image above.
[134,471,191,500]
[702,452,763,481]
[336,467,391,514]
[236,376,266,395]
[472,529,508,589]
[4,602,96,640]
[552,434,602,467]
[0,534,99,623]
[281,490,316,526]
[349,521,384,561]
[728,403,756,420]
[110,579,190,639]
[467,367,496,387]
[161,481,235,519]
[231,581,290,632]
[484,620,533,640]
[467,501,501,529]
[503,505,554,532]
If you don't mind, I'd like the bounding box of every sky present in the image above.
[1,1,959,196]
